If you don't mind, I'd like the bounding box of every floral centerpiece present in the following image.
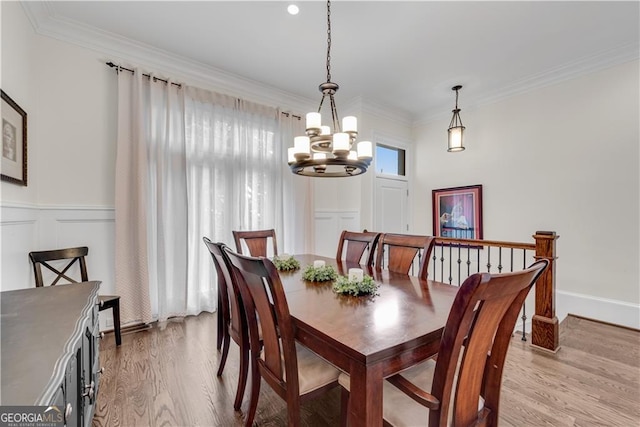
[302,264,338,282]
[272,254,300,271]
[332,274,379,297]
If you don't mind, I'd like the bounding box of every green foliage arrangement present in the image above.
[332,274,379,297]
[302,265,338,282]
[272,255,300,271]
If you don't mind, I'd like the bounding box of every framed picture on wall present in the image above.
[1,89,27,186]
[432,185,483,240]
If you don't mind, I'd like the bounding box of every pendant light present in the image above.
[448,85,465,152]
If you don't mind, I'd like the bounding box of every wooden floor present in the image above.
[92,314,640,427]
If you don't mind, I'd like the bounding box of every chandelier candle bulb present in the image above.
[342,116,357,133]
[333,132,350,155]
[348,268,364,283]
[314,260,326,268]
[348,150,358,160]
[357,141,373,159]
[294,136,311,159]
[287,147,296,164]
[320,125,331,135]
[313,152,327,160]
[306,112,322,130]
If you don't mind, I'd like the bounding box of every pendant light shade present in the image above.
[448,85,465,152]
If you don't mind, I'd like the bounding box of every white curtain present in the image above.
[116,70,206,324]
[115,69,307,324]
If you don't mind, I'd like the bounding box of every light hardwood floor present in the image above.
[92,314,640,426]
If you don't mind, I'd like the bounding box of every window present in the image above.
[376,144,405,176]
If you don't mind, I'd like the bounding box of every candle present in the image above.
[314,260,325,268]
[306,112,321,129]
[342,116,357,133]
[332,132,350,154]
[349,268,364,282]
[294,136,310,158]
[287,147,296,164]
[357,141,373,159]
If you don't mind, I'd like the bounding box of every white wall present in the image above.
[1,1,38,205]
[412,60,640,328]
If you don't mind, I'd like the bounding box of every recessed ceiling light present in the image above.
[287,4,299,15]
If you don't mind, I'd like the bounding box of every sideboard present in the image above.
[1,281,102,427]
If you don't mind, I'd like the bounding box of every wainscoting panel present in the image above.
[1,205,40,292]
[1,205,116,330]
[314,210,360,258]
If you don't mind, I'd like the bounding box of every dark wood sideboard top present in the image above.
[0,282,100,405]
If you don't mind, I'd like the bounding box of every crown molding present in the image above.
[414,42,640,127]
[343,96,413,129]
[20,2,315,115]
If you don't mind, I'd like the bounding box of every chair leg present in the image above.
[216,296,224,351]
[234,338,250,410]
[244,359,261,427]
[217,331,231,377]
[112,300,122,346]
[340,387,350,427]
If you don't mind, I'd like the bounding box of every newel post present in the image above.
[531,231,560,352]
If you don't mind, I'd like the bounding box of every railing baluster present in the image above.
[456,244,462,286]
[448,244,453,284]
[498,247,503,273]
[432,251,437,280]
[466,245,471,279]
[486,246,492,272]
[439,245,443,283]
[521,249,528,341]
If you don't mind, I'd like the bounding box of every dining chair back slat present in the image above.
[336,230,381,266]
[233,229,278,257]
[376,233,436,279]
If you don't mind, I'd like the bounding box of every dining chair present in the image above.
[339,259,549,427]
[335,230,381,266]
[203,238,254,411]
[375,233,436,279]
[29,246,122,346]
[224,247,342,427]
[232,229,278,257]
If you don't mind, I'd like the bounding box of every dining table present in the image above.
[278,254,460,427]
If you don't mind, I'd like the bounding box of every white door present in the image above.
[375,177,408,233]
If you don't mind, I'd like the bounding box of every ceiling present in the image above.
[31,1,640,121]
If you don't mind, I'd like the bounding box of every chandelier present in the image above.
[288,0,373,177]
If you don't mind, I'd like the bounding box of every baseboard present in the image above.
[566,313,640,332]
[557,290,640,330]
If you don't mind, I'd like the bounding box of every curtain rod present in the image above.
[281,112,301,120]
[106,61,182,88]
[106,61,301,120]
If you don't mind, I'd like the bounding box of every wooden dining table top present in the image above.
[277,254,460,426]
